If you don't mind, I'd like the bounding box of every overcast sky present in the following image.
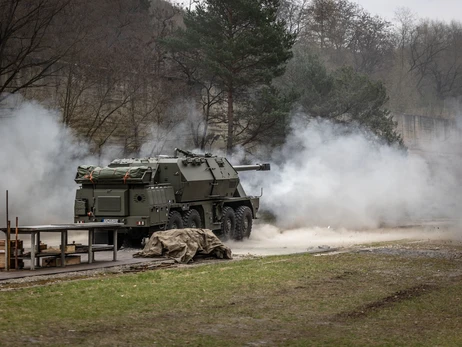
[352,0,462,22]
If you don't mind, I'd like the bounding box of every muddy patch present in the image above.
[357,247,462,260]
[334,284,436,320]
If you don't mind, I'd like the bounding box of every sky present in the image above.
[352,0,462,22]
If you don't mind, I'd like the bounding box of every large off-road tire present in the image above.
[220,206,239,241]
[183,209,202,228]
[167,210,184,230]
[235,206,253,240]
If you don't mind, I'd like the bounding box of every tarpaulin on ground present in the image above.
[133,228,232,263]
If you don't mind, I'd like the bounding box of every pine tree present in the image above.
[163,0,295,154]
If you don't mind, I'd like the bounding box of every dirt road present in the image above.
[228,221,460,255]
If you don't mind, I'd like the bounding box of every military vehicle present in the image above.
[74,148,270,247]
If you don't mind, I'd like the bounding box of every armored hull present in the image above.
[74,149,270,246]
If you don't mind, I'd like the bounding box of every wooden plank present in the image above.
[41,245,75,253]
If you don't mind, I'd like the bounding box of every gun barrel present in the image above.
[233,163,271,172]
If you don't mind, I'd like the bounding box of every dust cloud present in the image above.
[240,116,461,250]
[228,223,459,255]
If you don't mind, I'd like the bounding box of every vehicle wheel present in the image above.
[167,210,184,230]
[183,209,202,228]
[220,206,238,241]
[235,206,253,240]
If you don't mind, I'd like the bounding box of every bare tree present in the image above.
[302,0,359,51]
[394,7,416,71]
[0,0,70,103]
[383,7,419,113]
[408,20,462,101]
[277,0,309,35]
[53,0,186,154]
[300,0,394,75]
[114,0,187,155]
[349,13,394,74]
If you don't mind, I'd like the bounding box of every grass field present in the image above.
[1,240,462,346]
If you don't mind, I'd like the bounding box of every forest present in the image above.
[1,0,461,157]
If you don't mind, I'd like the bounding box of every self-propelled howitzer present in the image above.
[74,149,270,246]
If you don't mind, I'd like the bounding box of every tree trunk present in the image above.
[200,108,209,151]
[226,87,234,155]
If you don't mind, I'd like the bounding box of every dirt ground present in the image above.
[1,221,460,289]
[1,222,462,346]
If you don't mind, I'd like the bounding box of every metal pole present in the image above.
[6,190,8,229]
[113,229,117,261]
[15,217,18,270]
[30,232,35,271]
[6,220,10,271]
[60,231,66,267]
[88,229,93,264]
[5,190,9,270]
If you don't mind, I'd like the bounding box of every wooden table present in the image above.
[0,223,124,270]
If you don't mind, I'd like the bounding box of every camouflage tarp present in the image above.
[133,228,232,263]
[76,166,149,181]
[76,165,96,180]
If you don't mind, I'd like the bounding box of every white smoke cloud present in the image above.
[0,97,94,226]
[1,95,460,253]
[140,98,201,157]
[0,96,212,229]
[0,96,214,229]
[245,116,462,229]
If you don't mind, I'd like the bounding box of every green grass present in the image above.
[1,247,462,346]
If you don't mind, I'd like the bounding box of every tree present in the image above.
[384,7,420,113]
[300,0,394,75]
[328,67,403,145]
[165,44,227,151]
[303,0,358,50]
[0,0,70,104]
[349,12,394,75]
[163,0,296,154]
[51,0,185,155]
[277,46,403,145]
[233,86,295,150]
[277,0,309,35]
[408,20,462,101]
